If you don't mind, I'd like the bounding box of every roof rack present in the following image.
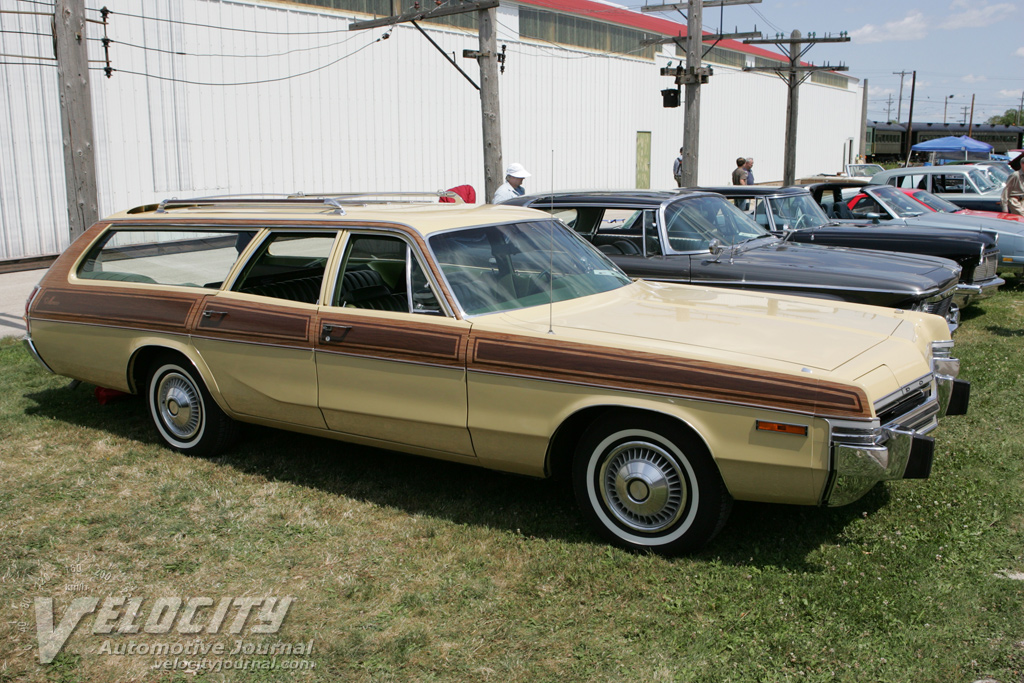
[142,190,462,216]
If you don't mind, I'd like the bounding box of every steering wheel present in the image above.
[793,214,812,229]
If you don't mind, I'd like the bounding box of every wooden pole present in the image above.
[54,0,99,241]
[477,8,503,202]
[782,30,800,186]
[680,1,702,186]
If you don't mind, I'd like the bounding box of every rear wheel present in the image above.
[146,355,237,457]
[572,414,731,555]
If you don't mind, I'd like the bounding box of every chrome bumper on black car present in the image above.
[822,341,968,506]
[953,277,1004,308]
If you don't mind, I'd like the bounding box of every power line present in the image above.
[95,8,352,36]
[90,32,386,86]
[87,32,366,60]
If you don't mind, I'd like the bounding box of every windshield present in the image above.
[766,193,830,229]
[428,220,631,316]
[979,163,1012,184]
[663,195,769,251]
[847,164,884,178]
[869,185,931,217]
[909,190,962,213]
[967,169,998,193]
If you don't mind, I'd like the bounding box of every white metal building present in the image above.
[0,0,863,261]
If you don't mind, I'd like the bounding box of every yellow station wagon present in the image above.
[23,195,970,554]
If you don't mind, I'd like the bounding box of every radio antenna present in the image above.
[547,148,555,335]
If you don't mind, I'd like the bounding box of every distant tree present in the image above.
[987,108,1022,126]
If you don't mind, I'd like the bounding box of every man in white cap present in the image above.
[492,163,531,203]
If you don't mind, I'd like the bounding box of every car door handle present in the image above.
[321,323,352,343]
[202,310,228,318]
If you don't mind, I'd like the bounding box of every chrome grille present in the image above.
[873,373,939,434]
[969,248,1000,284]
[921,289,954,321]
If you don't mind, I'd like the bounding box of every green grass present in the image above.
[3,280,1024,682]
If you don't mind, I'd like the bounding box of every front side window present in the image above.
[232,232,337,304]
[429,220,629,316]
[77,229,250,288]
[332,233,444,315]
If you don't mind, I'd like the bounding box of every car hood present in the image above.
[711,239,959,294]
[485,280,934,376]
[903,211,1024,236]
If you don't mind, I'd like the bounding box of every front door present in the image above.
[314,230,474,456]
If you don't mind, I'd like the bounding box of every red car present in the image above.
[850,187,1024,224]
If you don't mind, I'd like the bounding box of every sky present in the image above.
[620,0,1024,125]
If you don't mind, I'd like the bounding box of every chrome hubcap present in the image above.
[599,440,687,533]
[157,372,201,441]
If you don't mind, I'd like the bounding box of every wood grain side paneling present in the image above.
[317,314,466,367]
[32,287,196,331]
[195,299,312,345]
[469,332,870,419]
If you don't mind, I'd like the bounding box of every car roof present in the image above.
[875,165,981,175]
[512,189,715,207]
[695,186,809,198]
[103,198,550,237]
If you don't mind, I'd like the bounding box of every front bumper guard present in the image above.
[824,372,970,507]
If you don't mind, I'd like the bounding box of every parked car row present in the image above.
[806,181,1024,275]
[24,184,997,555]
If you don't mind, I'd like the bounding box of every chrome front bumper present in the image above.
[953,276,1005,307]
[823,362,969,507]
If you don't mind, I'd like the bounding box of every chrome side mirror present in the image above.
[708,239,724,257]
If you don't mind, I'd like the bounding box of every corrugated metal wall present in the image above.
[0,0,862,261]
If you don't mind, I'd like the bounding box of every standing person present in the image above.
[744,157,755,185]
[673,147,685,187]
[1001,153,1024,216]
[492,163,531,203]
[731,157,748,185]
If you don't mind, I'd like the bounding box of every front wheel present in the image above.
[147,355,237,457]
[572,414,731,555]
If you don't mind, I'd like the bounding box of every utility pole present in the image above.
[349,0,503,200]
[903,70,915,162]
[960,106,969,125]
[943,95,954,125]
[886,94,893,121]
[858,78,867,162]
[968,93,975,137]
[643,0,761,186]
[54,0,99,241]
[1018,90,1023,125]
[745,30,850,185]
[893,70,910,122]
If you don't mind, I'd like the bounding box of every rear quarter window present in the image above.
[77,229,253,288]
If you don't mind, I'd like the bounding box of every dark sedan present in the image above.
[504,190,963,330]
[697,185,1003,312]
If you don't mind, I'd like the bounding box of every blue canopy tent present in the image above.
[910,135,993,164]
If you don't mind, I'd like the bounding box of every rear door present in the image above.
[192,229,337,429]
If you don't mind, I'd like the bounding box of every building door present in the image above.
[636,131,651,189]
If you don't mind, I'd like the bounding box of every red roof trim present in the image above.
[514,0,814,65]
